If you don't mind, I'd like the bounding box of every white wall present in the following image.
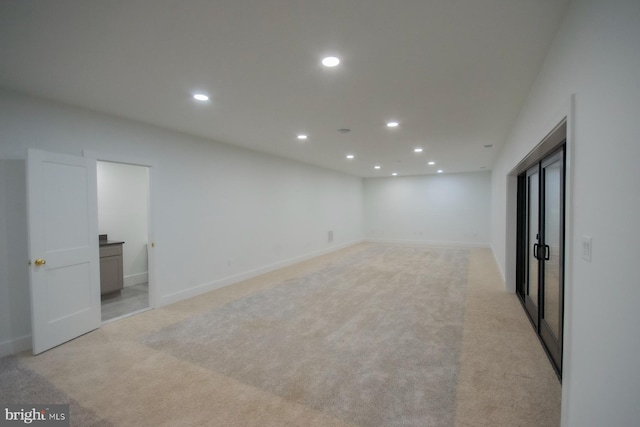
[364,172,490,246]
[0,89,364,355]
[0,160,31,356]
[97,161,149,286]
[491,0,640,425]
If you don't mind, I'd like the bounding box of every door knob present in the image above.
[34,258,46,266]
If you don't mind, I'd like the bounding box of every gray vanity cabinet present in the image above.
[99,242,124,295]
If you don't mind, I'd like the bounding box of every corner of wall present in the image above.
[490,244,507,287]
[0,335,32,358]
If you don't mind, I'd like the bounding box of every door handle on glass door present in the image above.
[533,243,539,260]
[544,245,550,261]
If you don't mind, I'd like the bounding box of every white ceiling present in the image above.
[0,0,569,177]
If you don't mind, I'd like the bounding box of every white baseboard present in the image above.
[158,239,364,307]
[124,272,148,287]
[365,238,490,248]
[491,247,507,284]
[0,334,31,357]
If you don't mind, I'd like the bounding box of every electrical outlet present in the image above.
[582,236,592,262]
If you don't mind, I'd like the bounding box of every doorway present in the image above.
[96,161,151,322]
[516,126,566,378]
[26,149,156,353]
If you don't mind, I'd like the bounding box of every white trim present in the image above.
[561,94,576,427]
[83,150,158,311]
[123,272,148,287]
[366,238,490,248]
[0,334,31,357]
[491,247,506,284]
[158,239,364,307]
[502,94,574,426]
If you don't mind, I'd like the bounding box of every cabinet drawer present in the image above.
[100,245,122,257]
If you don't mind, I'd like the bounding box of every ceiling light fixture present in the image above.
[322,56,340,67]
[374,165,381,169]
[392,172,398,176]
[346,154,355,159]
[386,121,399,128]
[437,169,444,173]
[297,134,308,140]
[428,161,436,165]
[414,148,423,153]
[193,93,209,102]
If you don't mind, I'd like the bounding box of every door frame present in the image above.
[516,143,566,376]
[507,95,574,385]
[83,150,158,311]
[496,94,575,424]
[521,164,541,327]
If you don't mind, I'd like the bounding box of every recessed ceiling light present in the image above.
[322,56,340,67]
[374,165,381,169]
[346,154,355,159]
[428,161,436,165]
[386,121,399,128]
[193,93,209,102]
[297,134,308,140]
[414,148,423,153]
[437,169,444,173]
[392,172,398,176]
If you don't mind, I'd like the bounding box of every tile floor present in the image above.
[101,283,149,322]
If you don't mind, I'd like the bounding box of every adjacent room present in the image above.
[97,161,151,322]
[1,1,639,426]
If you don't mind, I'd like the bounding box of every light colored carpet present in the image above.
[453,248,561,426]
[0,356,112,426]
[143,245,469,426]
[0,243,561,426]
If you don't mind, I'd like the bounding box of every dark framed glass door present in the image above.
[523,165,541,326]
[516,145,565,378]
[539,149,565,369]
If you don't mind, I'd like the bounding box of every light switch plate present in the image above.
[582,236,592,262]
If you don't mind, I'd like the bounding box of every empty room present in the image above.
[1,1,639,426]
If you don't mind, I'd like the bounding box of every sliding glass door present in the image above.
[517,145,565,378]
[539,149,564,369]
[523,166,540,326]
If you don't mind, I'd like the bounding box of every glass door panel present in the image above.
[540,148,564,369]
[515,142,565,379]
[524,167,540,324]
[543,160,561,337]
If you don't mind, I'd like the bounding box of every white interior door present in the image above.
[27,149,101,354]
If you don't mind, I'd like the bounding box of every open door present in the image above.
[27,149,101,354]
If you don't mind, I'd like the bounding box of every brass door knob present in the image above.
[34,258,46,266]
